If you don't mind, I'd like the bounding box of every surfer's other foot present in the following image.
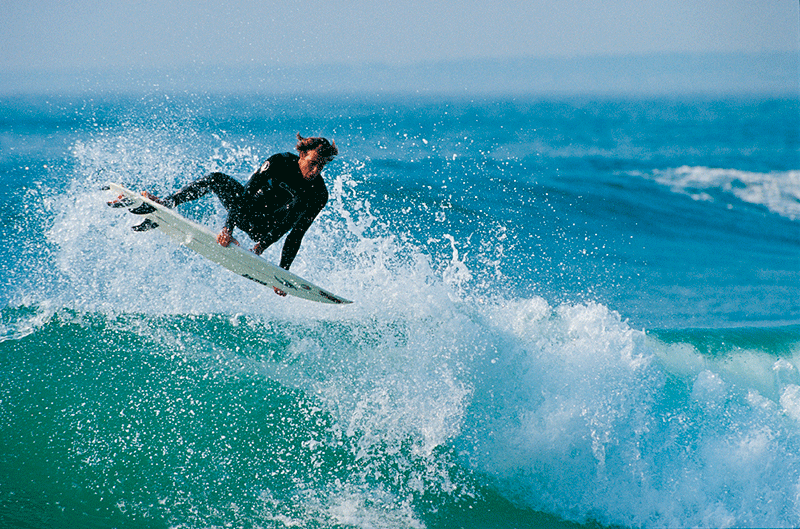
[142,191,168,206]
[107,194,134,208]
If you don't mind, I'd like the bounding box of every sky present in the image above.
[2,0,798,72]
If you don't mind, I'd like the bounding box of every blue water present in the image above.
[1,92,799,528]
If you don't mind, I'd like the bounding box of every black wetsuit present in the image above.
[166,153,328,270]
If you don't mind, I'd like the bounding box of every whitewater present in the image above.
[1,94,799,528]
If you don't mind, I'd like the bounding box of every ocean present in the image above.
[1,92,799,528]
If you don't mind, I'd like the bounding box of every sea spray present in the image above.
[2,93,799,528]
[457,300,800,527]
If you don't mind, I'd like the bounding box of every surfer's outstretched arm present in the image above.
[279,220,312,270]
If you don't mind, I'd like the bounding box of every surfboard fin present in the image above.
[132,219,158,232]
[130,203,157,215]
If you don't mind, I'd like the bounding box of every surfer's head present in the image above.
[297,134,337,180]
[296,133,338,162]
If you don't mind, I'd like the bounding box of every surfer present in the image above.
[144,133,337,296]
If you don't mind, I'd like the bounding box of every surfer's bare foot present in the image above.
[141,191,166,206]
[107,194,133,208]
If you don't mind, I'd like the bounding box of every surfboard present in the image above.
[105,183,352,305]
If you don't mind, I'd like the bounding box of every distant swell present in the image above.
[646,166,800,221]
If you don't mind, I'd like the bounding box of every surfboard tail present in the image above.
[107,195,135,208]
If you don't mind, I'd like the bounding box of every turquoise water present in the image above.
[1,94,799,527]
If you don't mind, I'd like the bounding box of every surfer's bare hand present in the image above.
[217,228,237,247]
[273,287,287,297]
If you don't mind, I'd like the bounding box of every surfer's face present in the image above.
[298,148,327,180]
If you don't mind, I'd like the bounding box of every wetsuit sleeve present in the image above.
[244,165,273,197]
[278,193,327,270]
[224,210,237,233]
[279,213,315,270]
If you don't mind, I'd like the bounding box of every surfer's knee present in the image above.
[208,172,241,192]
[204,172,230,185]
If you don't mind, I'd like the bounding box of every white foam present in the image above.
[452,298,800,527]
[24,130,800,529]
[648,166,800,221]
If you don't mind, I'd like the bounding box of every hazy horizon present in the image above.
[3,0,798,97]
[2,50,797,97]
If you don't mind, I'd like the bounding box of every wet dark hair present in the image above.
[296,133,338,161]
